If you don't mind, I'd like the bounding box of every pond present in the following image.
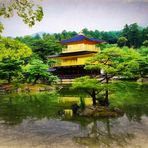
[0,82,148,148]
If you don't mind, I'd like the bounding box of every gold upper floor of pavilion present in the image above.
[48,35,105,67]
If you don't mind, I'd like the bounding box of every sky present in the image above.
[1,0,148,37]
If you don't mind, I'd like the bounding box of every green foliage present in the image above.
[0,37,58,84]
[53,25,147,47]
[58,30,78,40]
[78,46,144,106]
[0,59,23,83]
[137,47,148,77]
[121,23,143,48]
[16,35,36,47]
[142,27,148,44]
[0,37,32,83]
[48,25,147,48]
[23,58,58,84]
[72,76,107,106]
[0,37,32,60]
[138,46,148,55]
[0,0,43,30]
[32,35,62,62]
[16,34,62,62]
[97,43,117,50]
[86,47,141,78]
[82,28,120,44]
[72,76,103,91]
[143,40,148,47]
[117,37,128,47]
[71,46,146,106]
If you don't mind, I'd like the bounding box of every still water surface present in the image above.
[0,82,148,148]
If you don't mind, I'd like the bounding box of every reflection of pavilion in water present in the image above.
[48,34,105,80]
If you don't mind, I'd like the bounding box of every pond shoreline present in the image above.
[0,83,55,94]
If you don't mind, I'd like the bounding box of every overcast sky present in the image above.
[1,0,148,37]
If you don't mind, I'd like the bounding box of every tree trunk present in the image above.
[124,42,126,46]
[105,90,109,106]
[8,74,11,83]
[104,77,109,106]
[91,89,97,106]
[33,74,40,84]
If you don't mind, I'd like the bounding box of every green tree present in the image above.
[16,35,37,47]
[16,34,62,62]
[122,24,129,39]
[143,40,148,47]
[85,47,141,106]
[0,37,32,60]
[0,37,32,83]
[142,27,148,44]
[31,37,62,62]
[137,47,148,78]
[117,37,128,47]
[23,58,57,84]
[72,76,107,106]
[122,23,142,48]
[82,28,120,44]
[0,59,23,83]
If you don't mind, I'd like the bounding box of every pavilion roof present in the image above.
[61,35,105,44]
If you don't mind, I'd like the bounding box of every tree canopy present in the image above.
[117,37,128,47]
[72,46,143,106]
[0,37,32,60]
[0,0,43,32]
[72,76,107,106]
[0,37,32,82]
[23,58,58,84]
[86,47,141,78]
[137,47,148,78]
[16,34,62,62]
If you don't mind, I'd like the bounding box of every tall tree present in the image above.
[122,23,142,48]
[17,34,62,62]
[31,35,62,62]
[122,24,129,39]
[0,37,32,61]
[142,27,148,44]
[23,58,57,84]
[0,37,32,83]
[85,47,141,106]
[0,59,23,83]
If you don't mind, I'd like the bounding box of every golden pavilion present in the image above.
[48,34,105,79]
